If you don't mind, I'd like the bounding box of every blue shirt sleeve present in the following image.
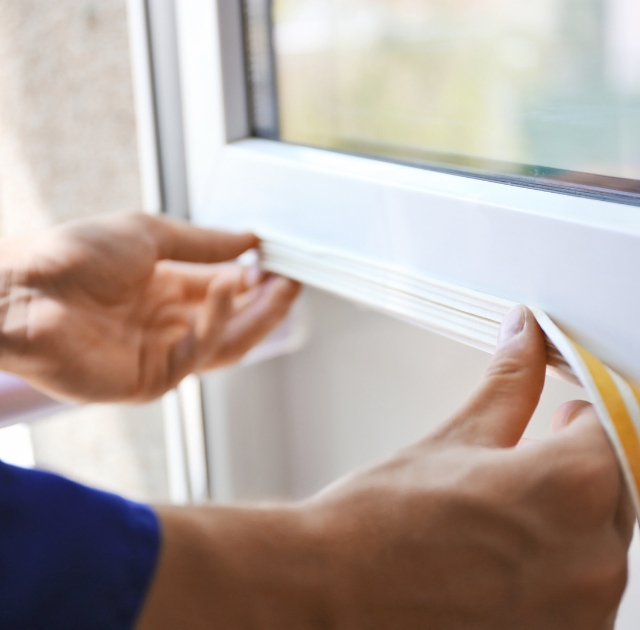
[0,459,161,630]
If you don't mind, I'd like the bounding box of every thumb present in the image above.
[436,305,548,448]
[146,215,258,263]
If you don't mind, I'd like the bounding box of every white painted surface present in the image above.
[179,375,209,503]
[126,0,162,215]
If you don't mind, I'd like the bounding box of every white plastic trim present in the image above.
[192,138,640,386]
[178,374,209,504]
[127,0,162,215]
[174,0,640,388]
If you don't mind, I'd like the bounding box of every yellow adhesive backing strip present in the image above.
[574,344,640,499]
[533,308,640,518]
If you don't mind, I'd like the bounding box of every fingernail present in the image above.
[497,305,525,349]
[244,265,263,288]
[551,399,591,433]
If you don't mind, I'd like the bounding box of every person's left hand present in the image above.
[0,213,300,402]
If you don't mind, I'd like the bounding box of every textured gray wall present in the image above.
[0,0,169,502]
[0,0,141,228]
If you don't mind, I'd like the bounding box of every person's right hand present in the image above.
[305,305,635,629]
[137,306,635,630]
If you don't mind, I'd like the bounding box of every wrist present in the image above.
[137,502,334,630]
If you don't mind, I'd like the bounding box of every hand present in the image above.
[303,305,634,629]
[138,306,634,630]
[0,213,300,402]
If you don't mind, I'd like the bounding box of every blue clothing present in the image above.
[0,460,160,629]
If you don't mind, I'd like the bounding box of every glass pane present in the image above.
[267,0,640,201]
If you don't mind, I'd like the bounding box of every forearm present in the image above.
[136,503,332,630]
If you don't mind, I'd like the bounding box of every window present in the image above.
[246,0,640,205]
[174,0,640,386]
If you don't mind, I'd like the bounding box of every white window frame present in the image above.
[175,0,640,387]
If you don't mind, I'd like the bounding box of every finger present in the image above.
[193,271,244,362]
[145,215,258,263]
[231,271,281,313]
[529,406,628,528]
[550,401,635,540]
[435,306,547,448]
[550,405,636,540]
[156,261,264,301]
[198,269,246,339]
[168,271,242,381]
[544,404,610,454]
[208,276,301,367]
[551,399,591,433]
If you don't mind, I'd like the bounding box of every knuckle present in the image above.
[527,443,620,531]
[574,556,628,607]
[485,354,527,382]
[575,450,616,486]
[551,452,620,525]
[482,355,542,403]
